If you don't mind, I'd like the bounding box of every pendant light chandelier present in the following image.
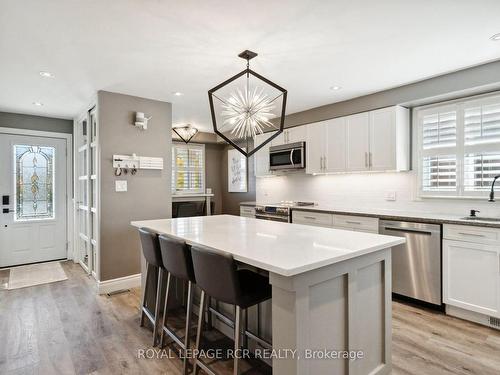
[208,50,287,157]
[172,124,199,143]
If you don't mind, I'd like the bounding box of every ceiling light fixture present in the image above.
[39,71,55,78]
[330,85,342,91]
[172,124,199,143]
[173,92,184,96]
[208,50,287,158]
[490,33,500,41]
[33,101,44,106]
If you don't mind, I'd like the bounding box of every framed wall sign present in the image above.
[228,148,247,193]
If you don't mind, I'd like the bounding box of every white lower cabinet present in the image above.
[292,210,333,227]
[292,210,378,233]
[332,214,379,233]
[443,225,500,317]
[240,206,255,218]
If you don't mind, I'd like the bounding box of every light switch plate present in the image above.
[385,191,397,201]
[115,180,127,192]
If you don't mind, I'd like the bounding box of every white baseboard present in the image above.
[97,273,141,295]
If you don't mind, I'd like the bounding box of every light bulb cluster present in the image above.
[220,87,275,139]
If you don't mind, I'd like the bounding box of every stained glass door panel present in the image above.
[14,145,55,221]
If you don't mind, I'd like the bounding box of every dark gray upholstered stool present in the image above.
[138,227,164,346]
[158,234,196,375]
[191,245,272,375]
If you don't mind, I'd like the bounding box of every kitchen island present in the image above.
[131,215,404,375]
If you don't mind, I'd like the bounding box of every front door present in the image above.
[0,134,67,267]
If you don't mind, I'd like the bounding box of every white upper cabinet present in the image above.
[253,133,272,177]
[285,126,307,144]
[369,106,409,171]
[306,121,326,174]
[325,117,347,172]
[271,132,285,146]
[274,126,307,145]
[346,112,370,171]
[305,106,409,174]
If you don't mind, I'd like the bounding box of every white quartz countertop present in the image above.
[131,215,404,277]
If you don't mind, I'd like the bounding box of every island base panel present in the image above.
[271,248,392,375]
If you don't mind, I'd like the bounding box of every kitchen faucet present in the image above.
[488,175,500,202]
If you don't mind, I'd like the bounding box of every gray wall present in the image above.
[282,59,500,128]
[204,142,225,215]
[0,111,73,134]
[99,91,172,281]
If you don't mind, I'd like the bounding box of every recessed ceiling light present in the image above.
[33,101,44,106]
[39,71,55,78]
[330,85,342,91]
[173,92,183,96]
[490,33,500,41]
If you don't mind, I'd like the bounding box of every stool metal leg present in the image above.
[243,308,248,349]
[140,263,150,327]
[153,267,164,347]
[183,281,193,375]
[234,306,241,375]
[194,290,206,375]
[160,272,172,348]
[206,296,213,330]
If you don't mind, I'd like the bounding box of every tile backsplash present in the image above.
[256,171,500,217]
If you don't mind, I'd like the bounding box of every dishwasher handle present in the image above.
[383,226,433,236]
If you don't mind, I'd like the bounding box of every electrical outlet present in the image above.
[385,191,397,201]
[115,180,127,192]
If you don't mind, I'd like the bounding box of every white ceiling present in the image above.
[1,0,500,131]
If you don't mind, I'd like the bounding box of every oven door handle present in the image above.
[290,149,295,167]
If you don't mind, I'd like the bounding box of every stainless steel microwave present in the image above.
[269,141,306,170]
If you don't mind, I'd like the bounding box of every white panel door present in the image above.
[325,117,347,172]
[443,239,500,317]
[370,107,396,171]
[346,113,370,171]
[0,134,67,267]
[306,121,325,174]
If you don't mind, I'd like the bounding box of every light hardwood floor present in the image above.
[1,261,499,375]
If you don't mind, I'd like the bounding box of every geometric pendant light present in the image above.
[208,50,287,158]
[172,124,199,143]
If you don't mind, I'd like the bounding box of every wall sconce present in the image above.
[135,112,152,130]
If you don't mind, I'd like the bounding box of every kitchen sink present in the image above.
[461,216,500,222]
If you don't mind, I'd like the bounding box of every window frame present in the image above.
[171,142,206,195]
[415,92,500,199]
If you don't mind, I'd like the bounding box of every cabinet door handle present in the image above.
[369,152,372,167]
[346,220,362,225]
[365,152,368,167]
[323,156,327,171]
[303,216,317,220]
[458,232,485,237]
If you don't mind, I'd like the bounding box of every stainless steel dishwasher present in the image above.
[379,220,442,306]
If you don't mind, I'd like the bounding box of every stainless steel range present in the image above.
[254,201,316,222]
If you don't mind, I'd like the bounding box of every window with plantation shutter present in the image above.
[422,112,456,150]
[417,93,500,198]
[464,103,500,146]
[422,155,457,192]
[172,143,205,194]
[464,153,500,191]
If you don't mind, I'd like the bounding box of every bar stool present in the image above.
[138,227,164,346]
[190,245,272,375]
[158,234,196,375]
